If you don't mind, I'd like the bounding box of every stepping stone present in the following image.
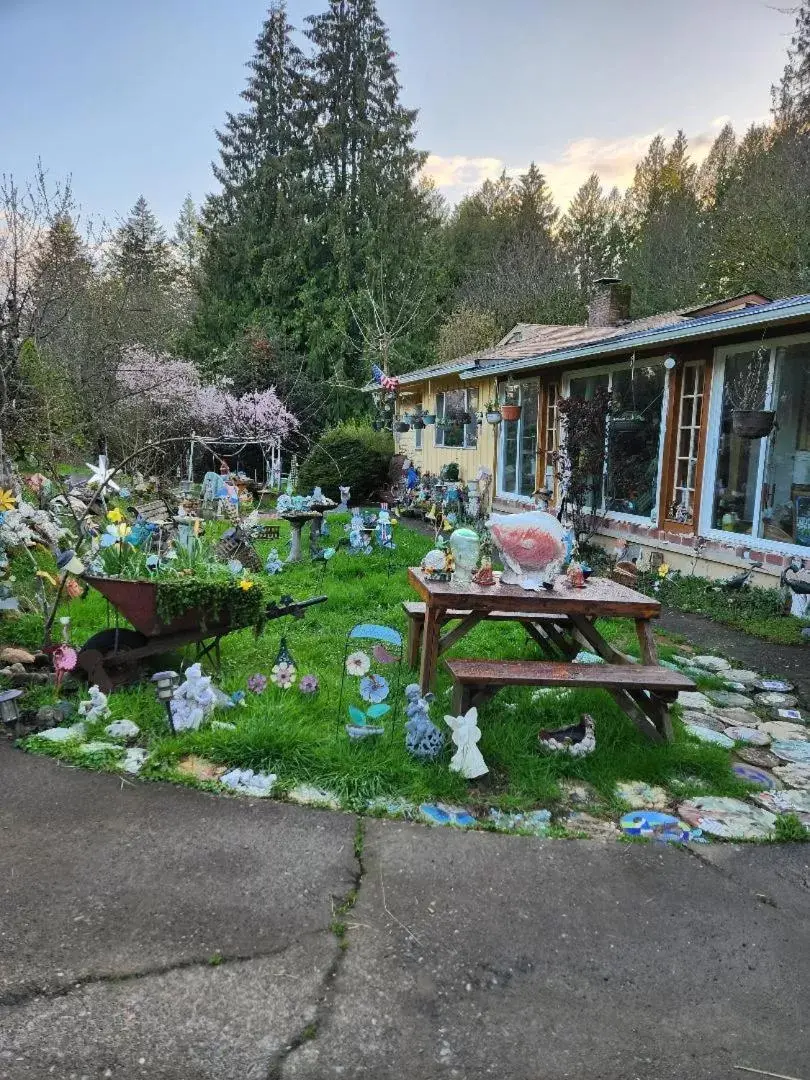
[565,811,619,840]
[757,721,809,742]
[678,796,776,840]
[620,811,693,843]
[755,691,799,709]
[670,654,694,666]
[713,707,763,728]
[420,803,476,827]
[615,781,670,810]
[724,669,760,687]
[770,741,810,764]
[735,746,783,769]
[774,707,807,724]
[573,650,603,664]
[732,762,780,789]
[751,789,810,825]
[754,678,795,693]
[677,691,715,712]
[681,710,726,733]
[725,726,770,746]
[707,690,754,709]
[724,681,749,693]
[772,763,810,791]
[692,655,731,672]
[684,723,734,748]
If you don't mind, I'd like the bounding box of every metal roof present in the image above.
[460,293,810,380]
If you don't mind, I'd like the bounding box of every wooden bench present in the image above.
[403,600,577,669]
[444,658,696,743]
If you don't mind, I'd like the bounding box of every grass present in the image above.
[635,568,809,646]
[12,514,761,820]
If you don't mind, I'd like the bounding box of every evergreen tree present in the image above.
[773,0,810,132]
[697,123,737,207]
[559,173,622,293]
[108,196,173,285]
[173,194,203,277]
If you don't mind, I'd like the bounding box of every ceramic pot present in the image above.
[486,411,502,424]
[500,404,522,421]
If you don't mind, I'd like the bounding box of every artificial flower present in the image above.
[107,507,124,523]
[271,662,297,689]
[230,690,247,707]
[299,674,319,694]
[64,577,83,600]
[345,651,371,677]
[359,673,389,704]
[238,578,254,591]
[657,563,670,578]
[247,673,268,694]
[0,489,16,512]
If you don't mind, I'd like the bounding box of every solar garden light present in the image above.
[56,548,86,576]
[151,670,179,733]
[0,688,23,727]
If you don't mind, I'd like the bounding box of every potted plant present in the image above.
[499,382,522,421]
[725,352,775,438]
[500,400,522,421]
[411,414,425,429]
[460,410,473,424]
[395,420,411,433]
[421,411,436,425]
[485,400,502,424]
[610,410,645,433]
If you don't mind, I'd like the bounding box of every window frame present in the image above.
[699,332,810,554]
[435,388,478,449]
[559,357,670,525]
[496,379,540,501]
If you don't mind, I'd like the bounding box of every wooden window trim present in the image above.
[659,357,712,531]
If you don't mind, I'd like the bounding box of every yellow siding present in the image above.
[393,373,498,481]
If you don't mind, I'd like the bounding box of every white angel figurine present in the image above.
[444,707,488,779]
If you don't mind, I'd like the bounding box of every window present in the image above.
[436,388,478,448]
[539,382,559,494]
[708,341,810,548]
[669,361,705,523]
[414,422,423,450]
[498,380,539,498]
[566,361,667,519]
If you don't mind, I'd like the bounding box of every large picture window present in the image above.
[435,388,478,448]
[708,340,810,548]
[498,379,539,498]
[565,360,666,520]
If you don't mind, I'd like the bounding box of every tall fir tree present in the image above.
[773,0,810,133]
[559,173,622,294]
[108,196,173,285]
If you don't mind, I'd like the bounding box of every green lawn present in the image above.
[15,515,755,819]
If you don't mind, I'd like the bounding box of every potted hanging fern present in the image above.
[485,400,502,424]
[726,352,775,439]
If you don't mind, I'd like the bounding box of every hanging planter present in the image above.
[411,416,425,429]
[395,421,411,433]
[611,411,646,434]
[485,401,501,424]
[732,409,776,439]
[500,404,522,421]
[421,412,436,425]
[460,411,473,424]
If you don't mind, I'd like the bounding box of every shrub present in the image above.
[298,422,394,502]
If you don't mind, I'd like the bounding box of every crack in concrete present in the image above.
[266,815,366,1080]
[0,934,322,1010]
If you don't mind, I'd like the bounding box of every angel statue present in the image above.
[443,706,488,779]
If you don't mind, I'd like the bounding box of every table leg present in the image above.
[635,619,659,664]
[568,614,630,664]
[419,604,443,694]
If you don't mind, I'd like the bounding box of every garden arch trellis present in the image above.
[185,432,282,490]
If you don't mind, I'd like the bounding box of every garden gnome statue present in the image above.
[338,486,350,512]
[444,706,488,779]
[170,663,217,732]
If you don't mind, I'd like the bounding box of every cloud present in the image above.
[424,116,756,211]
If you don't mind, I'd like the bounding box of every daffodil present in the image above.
[238,578,254,592]
[657,563,670,578]
[107,507,124,523]
[0,489,17,512]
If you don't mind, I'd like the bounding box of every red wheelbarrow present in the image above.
[77,576,326,692]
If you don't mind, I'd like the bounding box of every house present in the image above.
[392,279,810,585]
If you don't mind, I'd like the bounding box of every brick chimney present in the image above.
[587,277,631,328]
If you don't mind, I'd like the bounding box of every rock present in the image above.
[707,690,754,709]
[771,740,810,764]
[9,662,26,674]
[678,796,776,840]
[757,721,810,742]
[77,740,122,755]
[419,803,476,827]
[9,671,52,688]
[735,747,782,769]
[802,627,810,640]
[121,747,149,775]
[220,768,277,797]
[105,719,140,741]
[684,723,734,747]
[724,669,760,687]
[559,780,599,808]
[615,781,670,810]
[677,690,715,712]
[176,755,226,782]
[35,705,66,730]
[488,808,552,835]
[753,678,795,693]
[725,726,770,746]
[754,691,799,709]
[681,710,726,732]
[712,707,763,728]
[0,647,37,666]
[773,707,807,724]
[724,681,749,693]
[35,724,85,744]
[288,784,342,810]
[772,763,810,791]
[692,655,731,672]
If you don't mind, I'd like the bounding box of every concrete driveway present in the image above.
[1,740,808,1080]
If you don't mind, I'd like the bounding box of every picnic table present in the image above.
[406,567,694,743]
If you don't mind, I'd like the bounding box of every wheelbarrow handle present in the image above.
[267,595,328,619]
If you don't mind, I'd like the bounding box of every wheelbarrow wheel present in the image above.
[78,628,149,692]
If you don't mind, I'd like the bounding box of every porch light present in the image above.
[0,688,23,726]
[151,669,179,733]
[664,356,677,370]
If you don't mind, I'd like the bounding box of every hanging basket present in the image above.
[421,413,436,425]
[611,412,646,434]
[486,410,502,424]
[411,417,425,429]
[395,421,411,433]
[732,409,776,439]
[500,404,522,421]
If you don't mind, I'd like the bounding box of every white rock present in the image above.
[692,655,731,672]
[220,768,277,797]
[211,720,237,731]
[122,748,149,774]
[77,741,123,755]
[37,725,83,744]
[713,707,763,728]
[677,691,715,712]
[772,764,810,791]
[757,721,810,742]
[725,669,760,687]
[105,719,140,741]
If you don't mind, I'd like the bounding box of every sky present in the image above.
[0,0,795,230]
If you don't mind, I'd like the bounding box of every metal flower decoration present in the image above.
[359,673,389,704]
